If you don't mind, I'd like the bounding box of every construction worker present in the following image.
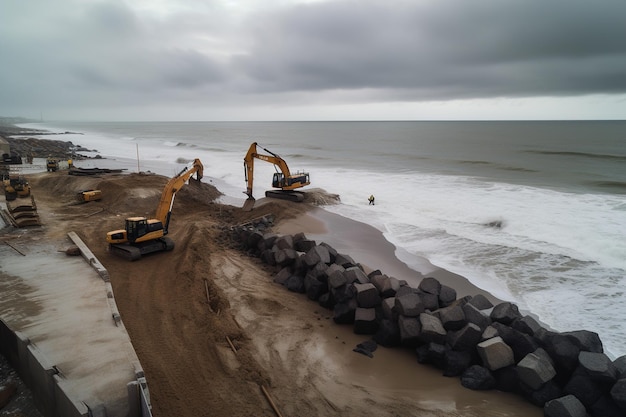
[368,195,375,205]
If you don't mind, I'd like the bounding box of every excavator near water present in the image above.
[243,142,310,211]
[106,158,204,261]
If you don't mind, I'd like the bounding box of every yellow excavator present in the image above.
[3,174,31,201]
[243,142,310,210]
[106,158,204,261]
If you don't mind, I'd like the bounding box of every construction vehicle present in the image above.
[3,175,31,201]
[106,158,204,261]
[76,189,102,203]
[243,142,310,210]
[46,157,58,172]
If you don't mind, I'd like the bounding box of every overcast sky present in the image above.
[2,0,626,121]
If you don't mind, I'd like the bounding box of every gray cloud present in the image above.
[1,0,625,119]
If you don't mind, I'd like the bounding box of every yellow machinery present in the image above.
[76,189,102,203]
[243,142,310,209]
[3,175,31,201]
[106,159,204,260]
[46,157,58,172]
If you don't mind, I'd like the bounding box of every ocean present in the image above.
[18,120,626,358]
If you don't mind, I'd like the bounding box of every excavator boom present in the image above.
[154,158,203,232]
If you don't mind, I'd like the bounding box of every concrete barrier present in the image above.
[0,232,153,417]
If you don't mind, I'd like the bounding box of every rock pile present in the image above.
[234,227,626,417]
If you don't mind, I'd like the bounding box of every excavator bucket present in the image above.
[242,197,255,212]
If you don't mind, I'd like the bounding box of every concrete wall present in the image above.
[0,234,153,417]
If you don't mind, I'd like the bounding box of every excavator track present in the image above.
[265,190,305,202]
[110,237,175,261]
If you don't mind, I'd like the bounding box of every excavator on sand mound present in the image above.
[243,142,310,211]
[106,158,204,261]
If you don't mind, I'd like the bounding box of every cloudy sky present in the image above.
[2,0,626,121]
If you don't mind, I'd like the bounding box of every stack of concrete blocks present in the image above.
[234,228,626,417]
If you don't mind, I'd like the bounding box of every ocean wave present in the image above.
[525,150,626,162]
[457,159,538,173]
[586,180,626,193]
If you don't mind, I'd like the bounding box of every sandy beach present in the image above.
[0,159,547,417]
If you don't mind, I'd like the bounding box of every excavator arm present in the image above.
[243,142,309,201]
[154,158,203,233]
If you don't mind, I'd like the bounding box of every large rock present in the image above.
[467,294,493,310]
[374,319,401,347]
[354,283,382,308]
[334,253,356,268]
[438,285,457,308]
[448,323,482,352]
[491,322,540,363]
[371,274,398,298]
[398,315,421,347]
[394,293,424,317]
[516,352,557,390]
[304,275,327,301]
[333,299,357,324]
[273,234,294,250]
[578,351,618,385]
[273,267,292,285]
[563,371,604,408]
[462,303,491,330]
[345,267,369,285]
[564,330,604,354]
[418,313,447,345]
[416,342,448,369]
[294,237,317,253]
[544,395,588,417]
[613,355,626,379]
[590,394,624,417]
[418,277,441,295]
[438,305,466,331]
[477,337,515,371]
[610,378,626,410]
[319,242,338,262]
[461,365,496,390]
[490,302,522,325]
[381,297,397,321]
[274,248,299,266]
[511,315,542,336]
[419,291,439,311]
[327,269,347,289]
[443,350,473,377]
[354,308,379,335]
[540,331,581,379]
[303,245,331,267]
[523,380,562,407]
[284,274,305,293]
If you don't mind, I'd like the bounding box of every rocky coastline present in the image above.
[234,222,626,417]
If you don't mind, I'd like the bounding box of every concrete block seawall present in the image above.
[233,224,626,417]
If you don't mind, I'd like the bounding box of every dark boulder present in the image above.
[373,319,401,347]
[544,395,587,417]
[443,350,473,377]
[490,302,522,325]
[461,365,496,390]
